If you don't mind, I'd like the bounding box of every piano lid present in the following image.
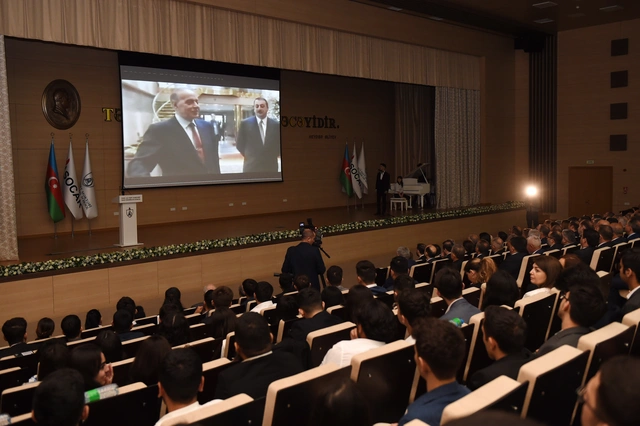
[405,163,429,181]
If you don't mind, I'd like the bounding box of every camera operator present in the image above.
[281,229,326,291]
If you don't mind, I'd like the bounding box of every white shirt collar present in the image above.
[175,113,193,129]
[444,297,464,315]
[628,286,640,300]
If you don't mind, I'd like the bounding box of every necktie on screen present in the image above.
[189,122,205,163]
[259,120,266,144]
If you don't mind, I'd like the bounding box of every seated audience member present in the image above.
[273,295,298,322]
[294,274,311,291]
[61,315,82,342]
[490,237,505,255]
[559,253,581,269]
[577,228,599,265]
[499,236,528,280]
[511,226,523,237]
[95,330,123,363]
[135,306,146,319]
[464,257,497,286]
[36,339,70,381]
[598,225,614,248]
[449,244,466,272]
[610,222,626,246]
[620,248,640,316]
[536,280,605,356]
[478,232,491,243]
[84,309,102,330]
[415,243,427,264]
[398,318,470,426]
[195,289,215,316]
[463,240,475,257]
[192,283,217,309]
[475,239,491,258]
[442,239,454,258]
[239,278,258,307]
[481,270,520,310]
[322,299,396,368]
[539,225,550,245]
[32,369,89,426]
[322,286,345,309]
[309,377,371,426]
[384,256,412,290]
[36,317,55,340]
[275,273,296,299]
[562,229,577,247]
[203,287,237,340]
[523,255,562,298]
[215,313,304,399]
[359,259,391,294]
[326,265,347,291]
[69,344,113,391]
[435,268,481,324]
[426,244,441,262]
[547,231,563,251]
[498,231,509,243]
[580,355,640,426]
[163,287,184,311]
[288,288,343,341]
[0,317,30,357]
[467,306,532,390]
[625,216,640,241]
[527,235,545,255]
[158,312,191,346]
[156,348,219,426]
[112,309,144,342]
[251,281,276,314]
[393,274,417,300]
[116,296,139,318]
[159,303,181,324]
[130,335,172,386]
[397,289,431,343]
[344,285,374,323]
[397,246,416,268]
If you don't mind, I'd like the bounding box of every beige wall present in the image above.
[7,39,395,236]
[557,19,640,217]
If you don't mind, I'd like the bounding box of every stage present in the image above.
[1,204,525,330]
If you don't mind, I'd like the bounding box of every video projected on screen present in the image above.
[120,65,281,189]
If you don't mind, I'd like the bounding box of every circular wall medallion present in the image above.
[41,79,81,130]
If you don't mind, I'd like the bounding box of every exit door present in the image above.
[567,167,613,217]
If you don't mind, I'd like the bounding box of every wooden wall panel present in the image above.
[157,257,203,292]
[108,263,160,304]
[52,269,110,315]
[557,19,640,217]
[0,277,53,323]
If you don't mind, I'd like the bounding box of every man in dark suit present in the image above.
[620,248,640,317]
[112,310,144,343]
[449,244,466,274]
[235,97,281,173]
[287,289,343,342]
[61,315,82,343]
[375,163,390,215]
[467,306,532,390]
[436,268,481,324]
[597,225,614,249]
[0,317,32,358]
[281,229,326,291]
[415,243,427,264]
[214,313,303,399]
[127,89,221,177]
[499,236,528,280]
[610,223,626,246]
[547,231,564,252]
[625,217,640,242]
[577,229,599,265]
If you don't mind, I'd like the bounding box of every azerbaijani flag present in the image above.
[45,142,66,223]
[339,144,353,196]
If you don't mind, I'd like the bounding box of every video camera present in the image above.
[299,217,323,248]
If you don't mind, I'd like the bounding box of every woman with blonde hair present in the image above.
[464,257,497,286]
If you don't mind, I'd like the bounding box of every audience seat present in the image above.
[275,318,302,343]
[462,286,481,308]
[376,267,390,287]
[326,305,347,321]
[0,352,39,379]
[183,307,198,315]
[410,263,433,284]
[0,381,39,416]
[440,376,528,424]
[131,323,157,336]
[456,322,477,383]
[7,412,32,426]
[230,304,245,315]
[351,340,417,423]
[516,254,539,292]
[415,282,433,299]
[198,358,232,405]
[245,300,257,312]
[306,322,356,368]
[134,315,158,326]
[462,312,491,383]
[263,364,351,426]
[430,258,452,283]
[84,383,162,426]
[190,322,209,341]
[577,321,635,384]
[429,296,447,318]
[622,307,640,356]
[81,325,114,339]
[174,337,219,363]
[545,249,561,259]
[171,394,262,426]
[596,271,611,300]
[563,245,580,256]
[514,290,559,352]
[589,247,614,273]
[262,306,279,325]
[611,242,630,273]
[185,313,204,325]
[111,357,134,387]
[517,345,589,426]
[66,336,96,348]
[121,335,150,359]
[0,367,31,396]
[487,253,503,267]
[376,291,395,309]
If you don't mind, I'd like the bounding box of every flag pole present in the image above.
[51,133,58,240]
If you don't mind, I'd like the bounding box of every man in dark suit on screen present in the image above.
[236,97,281,173]
[127,89,221,177]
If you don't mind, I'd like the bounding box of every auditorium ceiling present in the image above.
[352,0,640,36]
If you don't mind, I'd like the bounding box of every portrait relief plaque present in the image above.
[41,79,81,130]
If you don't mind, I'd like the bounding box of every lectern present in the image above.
[112,194,143,247]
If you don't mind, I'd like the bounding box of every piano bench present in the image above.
[390,198,408,212]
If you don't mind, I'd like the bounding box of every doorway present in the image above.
[567,167,613,217]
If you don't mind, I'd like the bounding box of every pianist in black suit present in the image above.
[287,289,343,342]
[0,317,31,358]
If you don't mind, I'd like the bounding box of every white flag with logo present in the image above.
[80,142,98,219]
[63,141,83,219]
[350,143,363,199]
[357,143,368,194]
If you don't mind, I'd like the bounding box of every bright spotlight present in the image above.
[525,186,538,197]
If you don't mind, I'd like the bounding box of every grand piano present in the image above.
[392,163,431,209]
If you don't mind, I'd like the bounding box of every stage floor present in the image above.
[11,202,429,265]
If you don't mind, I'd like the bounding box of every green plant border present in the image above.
[1,201,524,277]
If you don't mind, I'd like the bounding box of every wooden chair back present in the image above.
[515,291,559,352]
[81,325,114,339]
[121,335,150,359]
[410,263,433,284]
[577,322,635,384]
[622,307,640,356]
[375,267,389,287]
[174,337,220,363]
[111,357,134,387]
[306,322,356,368]
[275,318,302,343]
[0,368,31,397]
[198,358,232,404]
[0,381,39,417]
[84,384,162,426]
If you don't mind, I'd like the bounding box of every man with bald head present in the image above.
[127,88,221,177]
[281,228,326,291]
[236,97,281,173]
